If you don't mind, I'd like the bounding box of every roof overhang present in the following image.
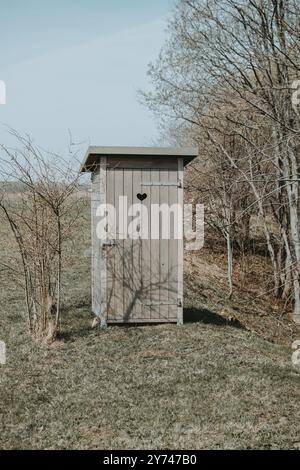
[80,146,198,172]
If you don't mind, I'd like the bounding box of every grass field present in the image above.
[1,200,300,449]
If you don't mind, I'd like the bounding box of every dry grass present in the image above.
[0,199,300,449]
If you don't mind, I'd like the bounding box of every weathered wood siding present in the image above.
[91,156,184,323]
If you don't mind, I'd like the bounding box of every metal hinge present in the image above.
[141,179,182,188]
[143,300,178,307]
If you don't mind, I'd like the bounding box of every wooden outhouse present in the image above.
[81,146,198,327]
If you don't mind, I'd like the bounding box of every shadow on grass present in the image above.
[59,300,94,342]
[59,304,245,342]
[184,307,245,329]
[58,324,94,342]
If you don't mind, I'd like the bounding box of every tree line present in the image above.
[141,0,300,323]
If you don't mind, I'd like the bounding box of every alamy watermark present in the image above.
[0,80,6,105]
[95,198,204,251]
[292,340,300,369]
[0,340,6,365]
[292,80,300,114]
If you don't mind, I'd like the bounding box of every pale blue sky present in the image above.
[0,1,174,153]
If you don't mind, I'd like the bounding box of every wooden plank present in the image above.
[106,168,115,322]
[169,166,179,321]
[150,169,160,320]
[123,169,134,321]
[131,169,142,320]
[141,168,151,320]
[91,170,100,316]
[109,317,177,324]
[92,171,102,317]
[92,201,101,316]
[99,157,107,327]
[159,169,169,321]
[113,168,124,321]
[177,157,184,325]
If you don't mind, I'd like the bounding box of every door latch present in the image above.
[102,240,116,248]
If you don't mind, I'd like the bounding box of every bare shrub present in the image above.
[0,130,84,343]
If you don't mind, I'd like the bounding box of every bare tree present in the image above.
[141,0,300,323]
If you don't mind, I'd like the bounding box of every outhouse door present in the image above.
[102,157,183,323]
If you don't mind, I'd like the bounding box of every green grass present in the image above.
[1,202,300,449]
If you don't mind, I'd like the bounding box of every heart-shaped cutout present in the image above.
[137,193,147,201]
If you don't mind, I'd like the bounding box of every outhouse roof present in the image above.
[80,146,198,172]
